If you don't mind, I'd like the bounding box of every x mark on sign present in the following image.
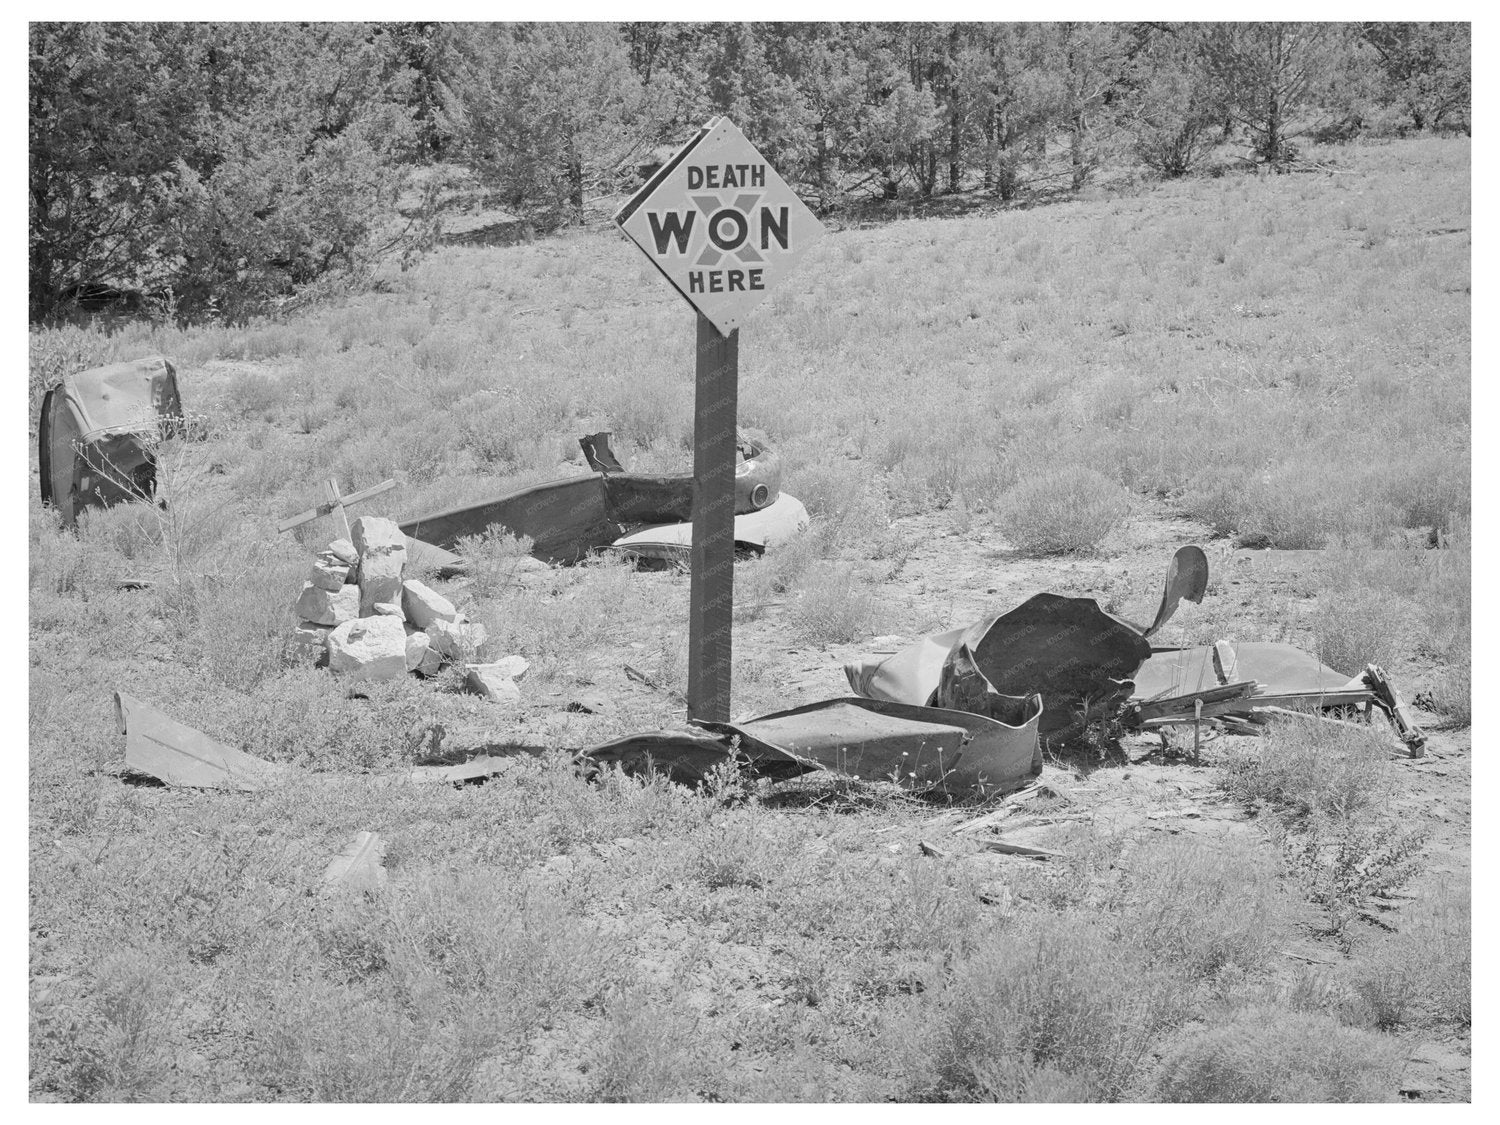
[691,191,765,266]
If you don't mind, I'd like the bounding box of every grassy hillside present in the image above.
[29,136,1470,1101]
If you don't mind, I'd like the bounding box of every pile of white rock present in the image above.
[288,515,504,690]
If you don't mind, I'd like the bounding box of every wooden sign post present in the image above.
[615,117,825,722]
[688,314,739,720]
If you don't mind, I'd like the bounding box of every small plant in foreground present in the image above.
[1217,718,1393,824]
[1123,837,1287,982]
[456,527,537,598]
[1152,1005,1398,1102]
[910,910,1183,1101]
[790,562,879,645]
[997,467,1131,554]
[1314,585,1411,676]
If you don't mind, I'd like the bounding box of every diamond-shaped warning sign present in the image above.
[616,117,825,335]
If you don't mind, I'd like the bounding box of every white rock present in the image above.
[404,628,431,672]
[295,582,360,627]
[328,615,408,681]
[352,516,406,556]
[465,666,521,706]
[359,558,405,618]
[428,618,487,660]
[309,554,350,592]
[471,655,529,683]
[289,622,331,665]
[353,516,408,617]
[372,601,406,621]
[402,579,458,630]
[326,538,358,565]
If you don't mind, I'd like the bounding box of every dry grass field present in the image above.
[29,136,1469,1101]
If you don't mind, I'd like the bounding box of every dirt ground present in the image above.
[734,510,1473,1101]
[436,503,1472,1098]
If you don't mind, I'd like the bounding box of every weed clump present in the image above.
[790,563,879,645]
[1314,586,1411,675]
[455,527,537,598]
[1220,720,1427,940]
[1218,719,1393,824]
[997,467,1130,554]
[910,911,1184,1101]
[1124,837,1287,982]
[1152,1005,1398,1102]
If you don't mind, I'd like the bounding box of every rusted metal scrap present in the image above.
[115,692,284,791]
[400,430,803,565]
[39,356,183,528]
[847,547,1208,741]
[581,695,1043,797]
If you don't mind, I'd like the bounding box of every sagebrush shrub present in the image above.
[1218,719,1394,824]
[997,467,1131,554]
[790,563,879,646]
[1123,837,1287,981]
[915,911,1184,1101]
[1153,1005,1397,1102]
[1314,585,1412,675]
[456,527,537,599]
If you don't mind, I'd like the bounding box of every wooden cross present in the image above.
[277,477,396,541]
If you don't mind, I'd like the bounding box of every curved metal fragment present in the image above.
[698,695,1042,797]
[1134,545,1210,638]
[580,728,741,787]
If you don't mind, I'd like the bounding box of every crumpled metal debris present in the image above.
[845,545,1424,753]
[847,547,1208,740]
[1125,643,1426,753]
[610,492,809,564]
[39,356,183,527]
[699,695,1043,795]
[400,430,801,565]
[581,695,1043,797]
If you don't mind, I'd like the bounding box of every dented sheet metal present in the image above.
[1126,642,1427,752]
[400,430,791,564]
[115,692,283,791]
[579,728,744,787]
[937,594,1148,738]
[699,696,1043,796]
[611,492,810,563]
[848,594,1148,739]
[580,696,1043,795]
[846,548,1208,740]
[1131,641,1363,701]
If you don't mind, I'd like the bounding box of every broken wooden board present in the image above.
[115,692,283,791]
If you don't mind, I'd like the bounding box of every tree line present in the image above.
[30,21,1470,322]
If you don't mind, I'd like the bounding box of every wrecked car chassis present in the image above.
[400,431,807,565]
[38,356,183,527]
